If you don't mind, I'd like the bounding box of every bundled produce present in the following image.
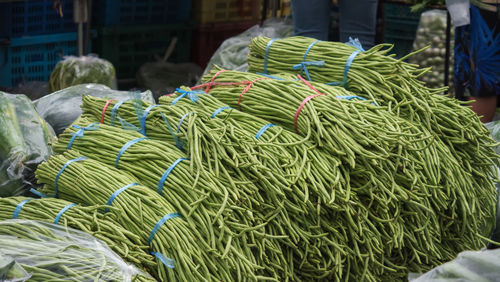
[36,150,247,281]
[0,92,26,197]
[0,197,156,273]
[53,118,294,280]
[0,219,152,281]
[0,91,56,196]
[410,9,454,90]
[195,68,498,279]
[34,84,154,135]
[49,55,116,92]
[247,36,498,221]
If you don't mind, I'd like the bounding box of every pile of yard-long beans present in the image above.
[52,119,291,280]
[0,197,155,274]
[248,37,499,212]
[36,150,237,281]
[194,69,498,280]
[0,219,153,282]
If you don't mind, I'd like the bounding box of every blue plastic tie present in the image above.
[67,123,100,150]
[151,252,175,269]
[345,37,365,51]
[171,88,205,105]
[12,199,32,219]
[177,112,195,133]
[255,72,286,80]
[160,113,184,150]
[255,124,276,139]
[140,104,159,136]
[118,117,141,133]
[115,137,149,168]
[211,106,232,118]
[291,40,324,81]
[263,38,277,74]
[336,95,367,101]
[148,213,183,245]
[55,157,87,197]
[157,158,188,195]
[342,50,362,90]
[29,188,48,198]
[106,183,139,210]
[54,203,78,224]
[110,100,126,126]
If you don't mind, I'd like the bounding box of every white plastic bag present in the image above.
[0,219,150,281]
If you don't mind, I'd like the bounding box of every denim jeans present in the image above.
[291,0,378,48]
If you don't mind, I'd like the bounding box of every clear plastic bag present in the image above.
[202,18,293,77]
[410,9,454,93]
[409,248,500,281]
[34,84,155,135]
[0,219,151,282]
[49,55,117,92]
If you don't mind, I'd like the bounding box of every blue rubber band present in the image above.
[263,38,277,74]
[177,112,195,133]
[67,123,100,150]
[55,157,87,197]
[106,183,139,209]
[342,50,361,90]
[291,40,325,81]
[115,137,149,168]
[157,158,188,195]
[12,199,32,219]
[255,124,276,140]
[336,95,367,101]
[110,100,126,126]
[255,72,286,80]
[171,88,205,105]
[211,106,232,118]
[148,212,183,245]
[160,113,184,150]
[151,252,175,269]
[54,203,78,224]
[140,104,159,136]
[29,188,48,198]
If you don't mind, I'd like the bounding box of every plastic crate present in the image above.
[95,24,193,79]
[383,3,422,58]
[0,32,80,87]
[92,0,192,26]
[0,0,75,38]
[192,0,262,24]
[192,21,257,68]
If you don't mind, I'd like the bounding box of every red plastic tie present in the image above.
[237,77,269,109]
[293,75,325,133]
[101,99,117,124]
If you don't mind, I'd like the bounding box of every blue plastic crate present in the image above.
[0,0,76,38]
[0,32,81,87]
[92,0,192,26]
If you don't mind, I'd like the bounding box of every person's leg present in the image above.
[338,0,378,49]
[291,0,331,41]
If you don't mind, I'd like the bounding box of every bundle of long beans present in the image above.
[0,219,153,282]
[52,120,292,280]
[36,150,235,281]
[248,36,499,206]
[194,69,498,279]
[0,196,156,274]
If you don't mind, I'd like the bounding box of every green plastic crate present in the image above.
[384,3,422,58]
[95,24,193,78]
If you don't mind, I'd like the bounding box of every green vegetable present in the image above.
[49,55,116,92]
[0,92,27,197]
[0,219,154,281]
[0,196,156,275]
[36,150,240,281]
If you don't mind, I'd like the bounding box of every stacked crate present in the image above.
[383,3,423,58]
[191,0,262,68]
[92,0,193,79]
[0,0,78,87]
